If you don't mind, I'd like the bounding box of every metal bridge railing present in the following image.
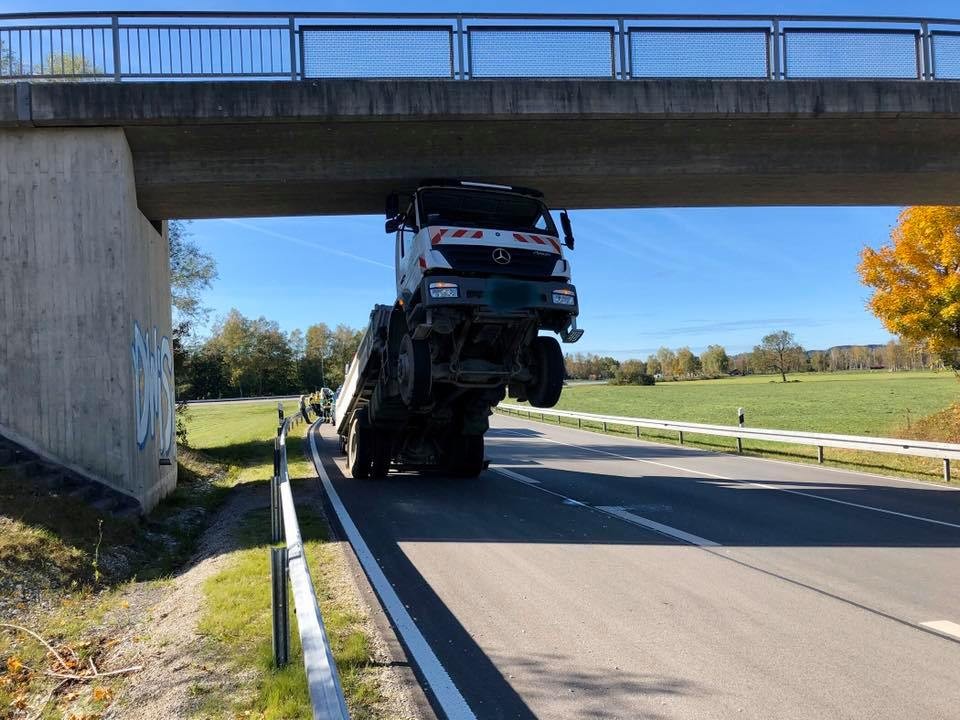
[3,12,960,82]
[498,404,959,483]
[270,403,350,720]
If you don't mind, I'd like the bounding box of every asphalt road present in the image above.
[310,414,960,720]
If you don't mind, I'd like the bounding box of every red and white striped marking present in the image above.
[428,226,561,253]
[431,227,484,246]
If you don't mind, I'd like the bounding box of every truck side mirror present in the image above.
[385,193,401,234]
[560,210,575,250]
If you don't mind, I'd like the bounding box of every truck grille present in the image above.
[436,244,559,279]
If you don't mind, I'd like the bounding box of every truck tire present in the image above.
[527,336,564,408]
[399,333,431,407]
[347,410,373,479]
[449,435,485,478]
[370,431,392,479]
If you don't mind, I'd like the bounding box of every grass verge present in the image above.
[0,400,306,719]
[194,499,383,719]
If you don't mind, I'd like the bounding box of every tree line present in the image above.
[177,311,362,400]
[565,335,952,385]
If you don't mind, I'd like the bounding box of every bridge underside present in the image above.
[7,78,960,219]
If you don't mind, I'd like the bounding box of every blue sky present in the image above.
[14,0,957,357]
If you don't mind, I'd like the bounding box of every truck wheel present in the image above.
[398,333,431,407]
[527,336,564,408]
[370,431,392,479]
[347,410,372,479]
[449,435,485,478]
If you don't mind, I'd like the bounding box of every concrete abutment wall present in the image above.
[0,127,176,511]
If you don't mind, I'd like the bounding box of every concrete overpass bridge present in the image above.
[3,10,960,509]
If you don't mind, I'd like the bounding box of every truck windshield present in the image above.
[419,188,558,236]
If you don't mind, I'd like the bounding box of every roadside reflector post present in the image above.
[271,546,289,668]
[636,425,640,439]
[817,446,824,464]
[946,458,952,483]
[271,437,281,543]
[678,431,684,445]
[578,417,582,429]
[278,401,284,424]
[736,407,744,453]
[602,422,607,433]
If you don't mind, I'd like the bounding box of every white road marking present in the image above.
[596,506,720,547]
[491,466,717,547]
[308,423,477,720]
[921,621,960,639]
[493,466,541,484]
[491,428,960,531]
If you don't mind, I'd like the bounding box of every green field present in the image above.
[555,371,956,437]
[516,372,959,482]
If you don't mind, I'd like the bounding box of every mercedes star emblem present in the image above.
[492,248,511,265]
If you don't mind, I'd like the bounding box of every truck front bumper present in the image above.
[417,276,579,317]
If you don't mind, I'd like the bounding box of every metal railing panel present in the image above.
[0,24,112,79]
[467,25,616,78]
[628,27,770,78]
[783,28,922,79]
[301,25,454,78]
[931,30,960,79]
[117,24,292,78]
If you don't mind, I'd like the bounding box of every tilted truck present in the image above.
[333,180,583,479]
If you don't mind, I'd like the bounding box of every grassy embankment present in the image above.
[2,400,386,719]
[184,402,383,719]
[509,371,958,481]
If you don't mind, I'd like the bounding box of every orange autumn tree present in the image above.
[858,206,960,371]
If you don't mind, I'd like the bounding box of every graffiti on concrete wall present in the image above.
[132,321,175,459]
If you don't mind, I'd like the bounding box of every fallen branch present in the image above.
[44,665,143,682]
[0,623,71,673]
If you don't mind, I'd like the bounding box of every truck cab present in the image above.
[336,180,583,480]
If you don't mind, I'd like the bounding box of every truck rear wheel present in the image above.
[398,333,431,408]
[370,431,392,479]
[527,336,564,408]
[448,435,485,478]
[347,410,373,479]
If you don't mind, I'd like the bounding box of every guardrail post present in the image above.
[945,458,952,483]
[771,18,782,79]
[678,431,684,445]
[111,16,121,81]
[636,426,640,439]
[456,15,466,79]
[271,546,290,667]
[921,21,933,79]
[602,421,607,433]
[272,436,281,542]
[288,16,298,80]
[817,445,824,464]
[578,417,582,429]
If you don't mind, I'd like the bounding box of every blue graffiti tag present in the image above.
[132,321,175,458]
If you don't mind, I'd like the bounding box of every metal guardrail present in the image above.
[3,12,960,82]
[498,404,959,482]
[270,404,351,720]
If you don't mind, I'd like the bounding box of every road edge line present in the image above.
[308,422,477,720]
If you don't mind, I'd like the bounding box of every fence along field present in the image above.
[542,371,958,481]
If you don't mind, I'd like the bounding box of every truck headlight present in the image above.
[429,281,459,299]
[552,288,576,306]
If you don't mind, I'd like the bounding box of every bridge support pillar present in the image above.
[0,127,176,511]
